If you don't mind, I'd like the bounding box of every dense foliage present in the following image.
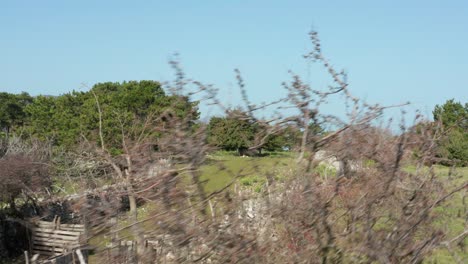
[0,92,33,138]
[207,109,258,153]
[433,99,468,165]
[207,109,307,154]
[0,81,199,152]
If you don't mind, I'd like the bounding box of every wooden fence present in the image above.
[30,217,85,257]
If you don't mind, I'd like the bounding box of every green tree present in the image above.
[433,99,468,166]
[263,125,302,151]
[433,99,468,130]
[207,109,257,154]
[438,129,468,165]
[86,81,198,152]
[24,80,199,150]
[0,92,33,138]
[25,92,88,146]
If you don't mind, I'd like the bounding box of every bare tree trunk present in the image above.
[124,168,138,220]
[128,193,137,219]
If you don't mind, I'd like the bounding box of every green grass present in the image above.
[199,151,296,193]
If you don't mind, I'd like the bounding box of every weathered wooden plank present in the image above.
[59,226,85,229]
[32,243,72,251]
[56,228,85,233]
[31,237,80,244]
[33,227,81,234]
[32,235,71,241]
[33,245,78,252]
[33,232,79,239]
[32,249,60,256]
[33,236,78,242]
[32,245,65,253]
[36,221,85,229]
[31,238,80,244]
[33,233,80,241]
[32,236,79,243]
[36,221,55,225]
[32,228,81,236]
[33,228,81,234]
[60,224,84,228]
[32,245,64,253]
[33,231,81,239]
[37,221,84,227]
[33,240,79,248]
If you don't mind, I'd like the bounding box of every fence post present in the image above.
[76,249,86,264]
[30,254,39,264]
[24,251,29,264]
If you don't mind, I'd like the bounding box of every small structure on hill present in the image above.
[28,216,87,263]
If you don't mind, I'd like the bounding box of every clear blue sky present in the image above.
[1,0,467,120]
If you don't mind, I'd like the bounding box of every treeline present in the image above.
[0,81,313,156]
[0,82,467,163]
[0,81,198,154]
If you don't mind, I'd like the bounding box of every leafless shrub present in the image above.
[0,154,50,213]
[0,135,53,160]
[48,31,468,264]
